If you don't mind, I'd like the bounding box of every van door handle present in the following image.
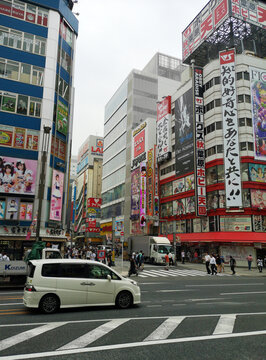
[80,282,95,286]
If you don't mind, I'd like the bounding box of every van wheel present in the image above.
[116,291,133,309]
[39,294,59,314]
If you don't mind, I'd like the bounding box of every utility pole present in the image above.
[35,126,51,242]
[173,221,177,266]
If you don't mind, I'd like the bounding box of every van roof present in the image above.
[29,259,105,265]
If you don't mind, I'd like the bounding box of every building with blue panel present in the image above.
[0,0,78,258]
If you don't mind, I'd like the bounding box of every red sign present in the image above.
[97,250,106,260]
[86,227,100,233]
[87,198,102,208]
[134,130,145,158]
[120,231,124,236]
[219,49,235,65]
[157,96,171,121]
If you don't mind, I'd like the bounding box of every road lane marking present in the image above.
[0,311,27,316]
[221,291,266,295]
[142,270,168,277]
[57,319,129,350]
[213,314,236,335]
[0,303,24,306]
[147,305,162,308]
[0,297,23,300]
[138,271,157,277]
[2,330,266,360]
[156,290,194,293]
[186,283,264,287]
[0,323,65,351]
[144,316,185,341]
[190,298,222,302]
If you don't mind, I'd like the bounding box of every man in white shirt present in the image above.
[2,253,10,261]
[181,250,185,264]
[168,252,173,266]
[210,254,217,275]
[205,252,211,274]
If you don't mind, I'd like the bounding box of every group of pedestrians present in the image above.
[204,252,236,275]
[128,251,144,277]
[246,254,264,272]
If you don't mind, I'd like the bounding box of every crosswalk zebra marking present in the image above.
[137,269,231,278]
[144,316,185,341]
[57,318,129,350]
[213,314,236,335]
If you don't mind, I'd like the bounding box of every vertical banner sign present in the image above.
[147,149,154,217]
[131,168,140,220]
[220,49,242,207]
[194,66,207,216]
[157,96,172,163]
[140,162,146,227]
[50,170,64,221]
[154,145,159,217]
[249,67,266,161]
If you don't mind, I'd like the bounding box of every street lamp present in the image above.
[35,126,51,242]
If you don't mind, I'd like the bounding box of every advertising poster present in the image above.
[2,93,16,112]
[0,200,5,219]
[153,146,159,217]
[220,49,242,207]
[6,197,19,220]
[140,162,146,227]
[115,220,124,236]
[186,197,195,213]
[173,178,185,195]
[249,163,266,183]
[59,141,66,160]
[134,129,145,158]
[56,100,68,136]
[185,174,194,191]
[250,67,266,161]
[131,168,140,220]
[19,203,27,220]
[50,170,64,221]
[147,149,153,217]
[87,198,102,208]
[87,212,96,228]
[14,128,26,149]
[175,88,194,177]
[0,125,13,147]
[220,217,252,232]
[157,96,171,163]
[0,156,37,195]
[26,203,33,220]
[26,130,39,151]
[173,198,186,216]
[251,189,266,209]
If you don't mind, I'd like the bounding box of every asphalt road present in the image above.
[0,267,266,360]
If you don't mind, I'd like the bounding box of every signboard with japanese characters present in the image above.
[157,96,172,163]
[154,145,159,217]
[249,66,266,161]
[220,49,242,207]
[231,0,266,29]
[147,149,154,217]
[140,162,147,227]
[194,66,207,216]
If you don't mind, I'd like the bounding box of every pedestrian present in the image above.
[2,253,10,261]
[193,251,198,263]
[187,250,191,262]
[128,255,138,277]
[220,255,225,272]
[216,255,222,273]
[246,254,253,270]
[107,251,112,267]
[135,251,140,269]
[165,252,169,270]
[181,250,185,264]
[168,251,173,266]
[230,256,236,275]
[210,254,217,275]
[139,251,144,271]
[204,252,211,274]
[257,257,263,273]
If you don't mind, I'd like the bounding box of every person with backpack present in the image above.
[138,251,144,271]
[257,257,263,273]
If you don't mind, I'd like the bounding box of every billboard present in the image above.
[131,168,140,220]
[139,162,146,227]
[175,88,194,177]
[0,156,37,195]
[250,67,266,161]
[56,100,68,136]
[220,49,242,207]
[251,189,266,209]
[154,145,159,217]
[134,130,145,158]
[157,96,172,163]
[194,66,207,216]
[50,170,64,221]
[147,149,154,217]
[249,163,266,183]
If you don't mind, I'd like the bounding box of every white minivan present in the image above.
[23,259,141,314]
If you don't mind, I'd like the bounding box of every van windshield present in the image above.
[158,245,172,254]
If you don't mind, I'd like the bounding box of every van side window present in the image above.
[60,264,88,278]
[28,263,36,278]
[88,264,120,280]
[42,264,60,277]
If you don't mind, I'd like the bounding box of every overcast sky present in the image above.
[72,0,209,156]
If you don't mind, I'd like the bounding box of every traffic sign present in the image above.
[121,231,124,236]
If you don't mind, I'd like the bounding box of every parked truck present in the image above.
[131,236,174,264]
[0,243,61,283]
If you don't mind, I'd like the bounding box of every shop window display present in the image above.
[185,174,194,191]
[173,178,185,194]
[207,191,219,209]
[161,182,172,198]
[206,166,217,185]
[173,198,185,215]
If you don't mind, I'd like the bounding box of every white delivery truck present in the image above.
[131,236,174,264]
[0,247,61,283]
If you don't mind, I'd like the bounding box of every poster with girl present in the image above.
[0,156,37,195]
[6,197,19,220]
[50,170,64,221]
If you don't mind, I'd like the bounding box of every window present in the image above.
[216,121,222,130]
[215,98,221,107]
[29,97,41,117]
[214,76,220,85]
[206,166,217,185]
[60,263,88,278]
[246,118,252,127]
[236,72,243,80]
[23,33,34,52]
[240,142,247,151]
[248,142,254,151]
[0,26,9,46]
[34,36,46,55]
[17,95,28,115]
[20,63,31,83]
[238,95,244,103]
[245,94,251,103]
[32,66,43,86]
[244,72,250,80]
[88,264,120,280]
[239,118,246,126]
[1,93,16,113]
[217,144,223,153]
[42,264,60,277]
[9,29,22,49]
[0,90,42,117]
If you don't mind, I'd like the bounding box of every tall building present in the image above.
[159,0,266,266]
[0,0,78,258]
[101,53,185,245]
[72,135,103,246]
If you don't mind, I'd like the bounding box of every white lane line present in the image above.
[0,303,24,306]
[156,290,193,293]
[190,298,222,302]
[57,319,129,350]
[186,283,265,287]
[139,282,165,285]
[0,323,65,351]
[3,330,266,360]
[0,292,23,295]
[144,316,185,341]
[221,291,266,296]
[213,314,236,335]
[172,304,186,306]
[147,305,162,308]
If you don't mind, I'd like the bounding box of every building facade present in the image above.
[0,0,78,259]
[72,135,103,246]
[159,0,266,266]
[101,52,185,246]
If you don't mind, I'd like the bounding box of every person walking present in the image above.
[257,257,263,273]
[204,252,211,274]
[181,250,185,264]
[246,254,253,270]
[230,256,236,275]
[187,250,191,262]
[165,252,170,271]
[220,255,225,272]
[216,255,222,273]
[139,251,144,271]
[107,250,112,267]
[168,251,173,266]
[210,254,217,275]
[128,255,138,277]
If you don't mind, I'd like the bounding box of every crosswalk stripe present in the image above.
[144,316,185,341]
[142,270,169,277]
[213,314,236,335]
[57,319,129,350]
[140,271,162,277]
[0,323,64,351]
